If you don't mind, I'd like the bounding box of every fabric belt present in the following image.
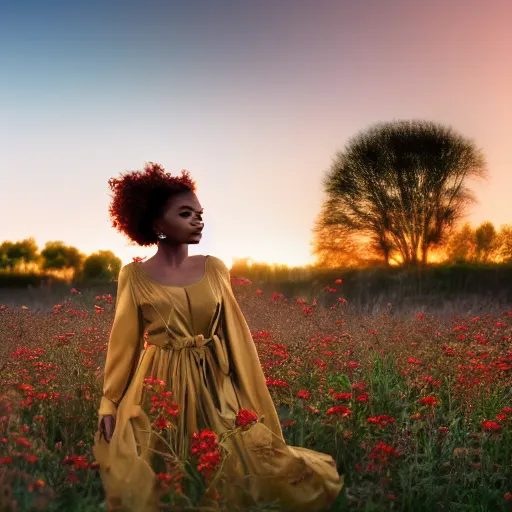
[146,328,217,351]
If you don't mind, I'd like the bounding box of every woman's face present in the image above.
[155,191,204,244]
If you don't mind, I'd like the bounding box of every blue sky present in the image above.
[1,0,510,267]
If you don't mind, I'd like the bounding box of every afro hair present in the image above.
[107,162,197,246]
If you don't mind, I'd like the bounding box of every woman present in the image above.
[93,162,344,511]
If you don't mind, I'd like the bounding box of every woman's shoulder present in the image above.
[122,261,137,273]
[207,255,230,274]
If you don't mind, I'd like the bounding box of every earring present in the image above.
[157,232,167,239]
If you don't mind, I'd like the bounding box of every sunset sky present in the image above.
[1,0,511,268]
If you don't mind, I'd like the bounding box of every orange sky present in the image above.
[1,0,511,268]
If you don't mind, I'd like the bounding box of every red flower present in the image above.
[197,449,222,476]
[333,392,352,401]
[296,389,310,400]
[369,441,400,467]
[418,396,438,406]
[326,406,353,418]
[15,437,32,449]
[190,430,218,455]
[266,378,289,387]
[481,420,501,432]
[236,409,259,428]
[367,415,395,427]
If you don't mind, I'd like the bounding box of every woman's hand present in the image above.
[99,414,116,443]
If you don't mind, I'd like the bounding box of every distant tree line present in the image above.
[0,238,122,285]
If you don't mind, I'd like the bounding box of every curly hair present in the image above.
[108,162,197,246]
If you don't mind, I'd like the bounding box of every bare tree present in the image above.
[319,120,488,266]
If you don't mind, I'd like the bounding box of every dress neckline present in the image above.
[134,255,210,289]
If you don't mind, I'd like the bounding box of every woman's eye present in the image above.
[180,212,202,219]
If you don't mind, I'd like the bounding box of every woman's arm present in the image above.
[98,264,143,419]
[213,257,283,438]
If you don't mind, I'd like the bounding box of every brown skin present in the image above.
[99,190,205,443]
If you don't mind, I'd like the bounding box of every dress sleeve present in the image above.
[98,264,143,419]
[214,258,284,439]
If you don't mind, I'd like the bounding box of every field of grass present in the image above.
[0,277,511,511]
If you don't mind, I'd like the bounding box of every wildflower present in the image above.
[153,415,172,430]
[369,441,400,468]
[333,392,352,401]
[157,472,184,494]
[197,450,222,475]
[418,396,438,406]
[266,378,289,387]
[326,406,352,418]
[367,415,395,427]
[481,420,501,432]
[15,437,32,449]
[296,389,310,400]
[191,430,219,455]
[62,455,88,469]
[236,409,259,429]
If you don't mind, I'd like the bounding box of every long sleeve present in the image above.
[98,264,143,419]
[214,258,284,439]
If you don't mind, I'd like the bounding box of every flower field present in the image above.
[0,278,511,511]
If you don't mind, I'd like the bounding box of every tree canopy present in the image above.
[318,120,488,266]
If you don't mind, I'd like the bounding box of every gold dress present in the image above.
[92,255,344,511]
